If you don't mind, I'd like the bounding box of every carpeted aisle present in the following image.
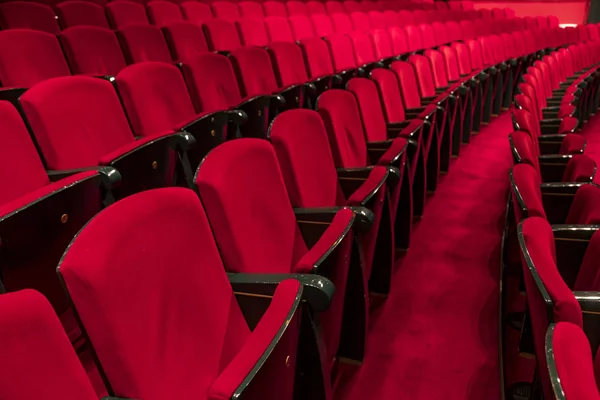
[336,113,513,400]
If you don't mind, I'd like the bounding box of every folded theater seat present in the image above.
[105,1,150,29]
[269,109,395,294]
[0,1,60,33]
[514,91,579,136]
[316,88,413,252]
[19,76,196,200]
[58,187,334,399]
[0,101,118,349]
[0,29,70,106]
[517,217,600,400]
[55,0,110,29]
[545,322,600,400]
[0,290,133,400]
[510,163,600,225]
[511,108,583,155]
[195,139,369,394]
[509,130,596,184]
[59,26,128,77]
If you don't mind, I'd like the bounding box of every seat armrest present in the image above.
[228,273,335,312]
[538,134,565,154]
[208,279,305,399]
[538,134,567,142]
[47,166,121,189]
[336,166,388,206]
[227,109,248,126]
[386,121,411,134]
[294,206,373,234]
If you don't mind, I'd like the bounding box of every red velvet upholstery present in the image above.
[289,15,315,40]
[56,1,109,29]
[211,1,240,22]
[162,21,209,62]
[0,29,70,88]
[325,1,344,15]
[238,1,264,18]
[180,2,213,25]
[387,26,409,55]
[0,290,99,399]
[329,13,351,33]
[550,323,600,400]
[408,54,438,98]
[229,47,279,98]
[310,14,334,36]
[566,184,600,225]
[202,19,242,51]
[180,53,243,114]
[147,1,184,26]
[263,1,287,17]
[195,138,354,370]
[268,42,309,88]
[519,217,583,400]
[0,2,60,33]
[389,61,422,109]
[236,17,269,47]
[325,33,357,72]
[368,11,386,29]
[19,76,135,170]
[264,16,294,42]
[307,1,326,15]
[563,155,596,183]
[370,29,394,60]
[370,68,406,123]
[350,11,370,31]
[383,10,399,27]
[510,163,546,222]
[343,0,360,13]
[298,37,336,80]
[59,27,126,76]
[269,109,388,277]
[58,187,303,400]
[0,101,50,207]
[117,25,172,64]
[348,31,378,66]
[116,62,198,137]
[106,1,149,29]
[419,23,436,49]
[287,1,308,16]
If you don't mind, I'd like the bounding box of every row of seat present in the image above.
[0,0,569,393]
[0,0,491,32]
[504,32,600,399]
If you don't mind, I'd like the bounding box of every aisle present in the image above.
[337,113,513,400]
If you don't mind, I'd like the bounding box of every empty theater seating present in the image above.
[1,1,598,399]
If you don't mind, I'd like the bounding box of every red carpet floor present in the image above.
[336,113,513,400]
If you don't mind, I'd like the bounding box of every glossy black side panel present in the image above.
[0,88,27,110]
[181,113,228,169]
[0,176,103,318]
[237,96,271,139]
[107,137,179,200]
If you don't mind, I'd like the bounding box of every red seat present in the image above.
[0,290,105,399]
[310,14,335,36]
[58,186,317,399]
[236,17,269,47]
[195,138,360,390]
[263,0,287,17]
[350,11,370,31]
[270,109,393,290]
[117,24,172,63]
[180,1,213,25]
[286,0,308,16]
[331,12,353,33]
[55,1,109,29]
[20,76,193,199]
[325,1,345,15]
[238,1,264,18]
[106,1,149,29]
[162,21,209,62]
[298,37,336,94]
[546,323,600,400]
[264,16,295,42]
[289,15,315,40]
[202,19,242,51]
[0,101,117,345]
[146,1,184,26]
[0,2,60,34]
[307,1,326,15]
[59,27,127,76]
[211,1,240,21]
[343,0,360,13]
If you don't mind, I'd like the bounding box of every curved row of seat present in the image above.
[0,0,590,398]
[0,0,480,32]
[505,34,600,399]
